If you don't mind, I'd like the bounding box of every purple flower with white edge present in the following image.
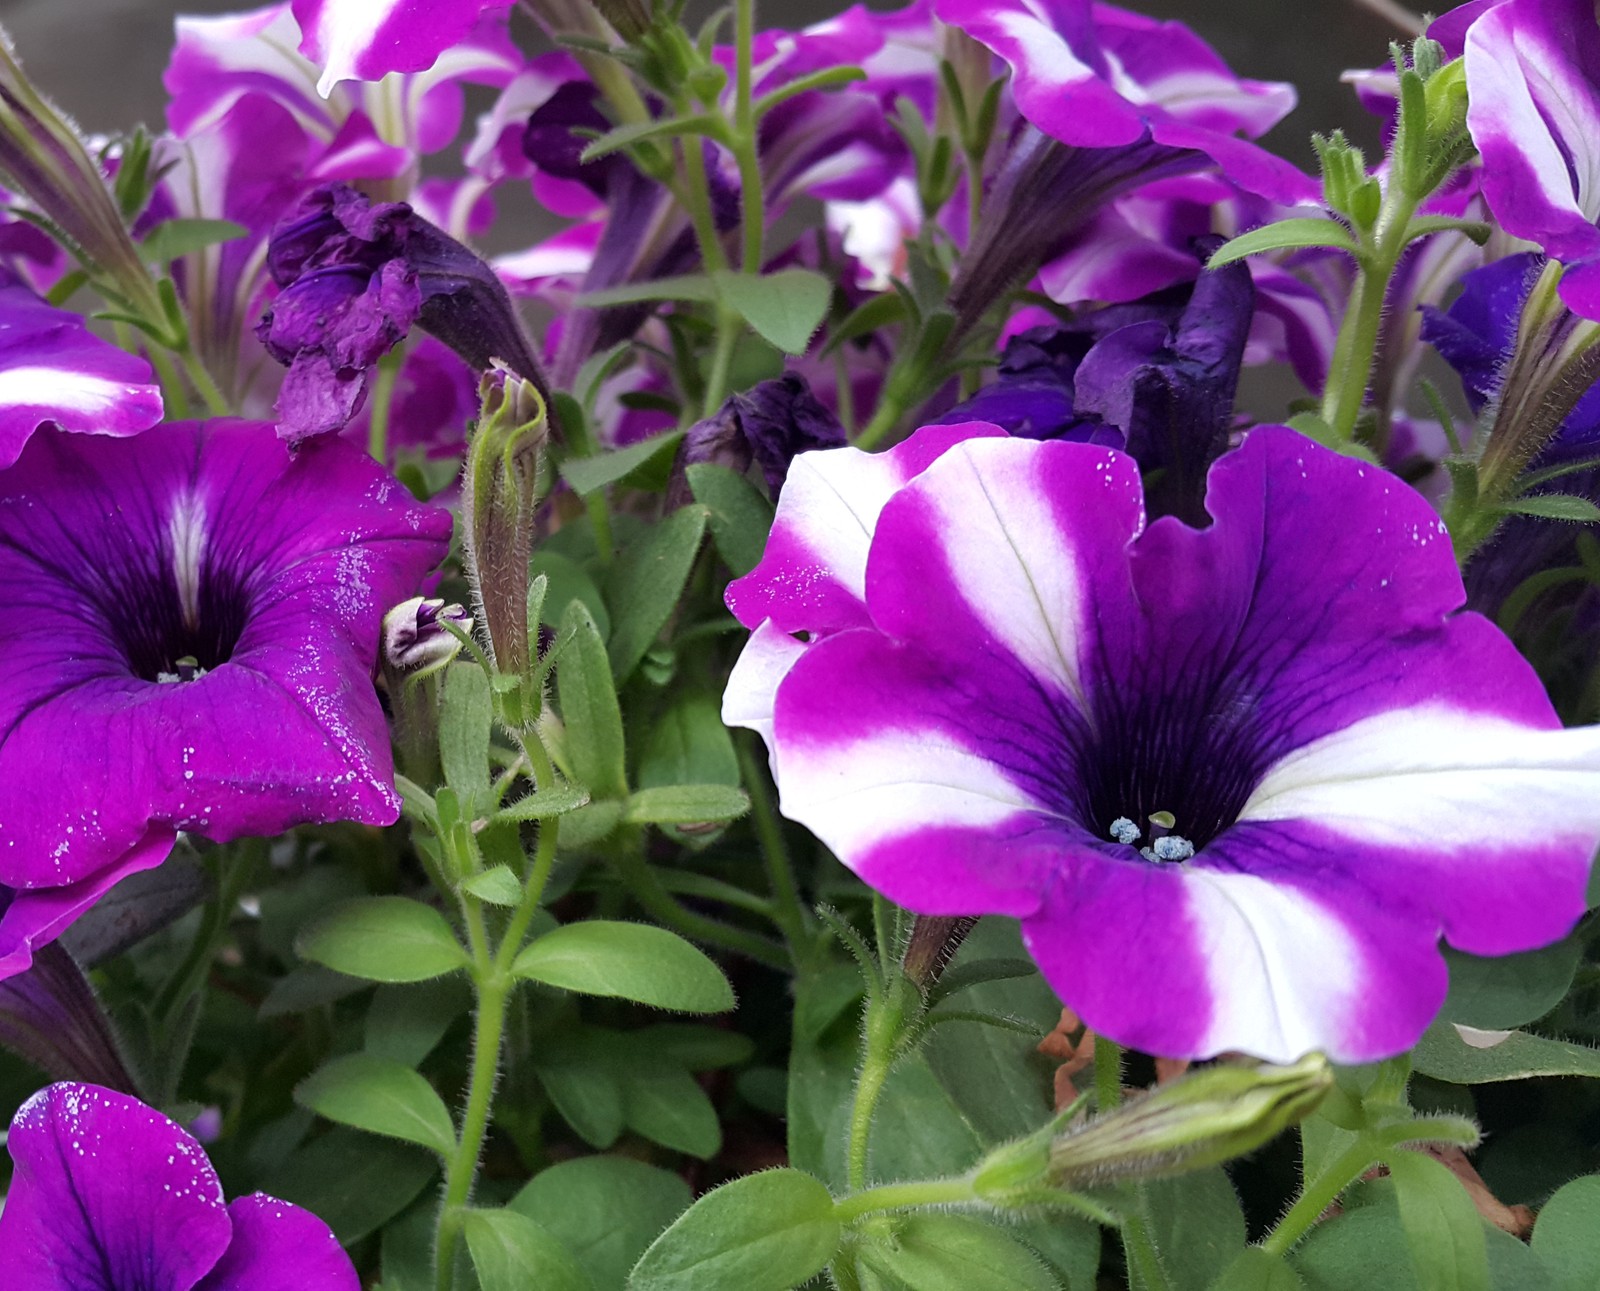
[291,0,511,97]
[0,421,451,956]
[258,182,545,441]
[724,424,1600,1062]
[0,271,163,468]
[0,1082,358,1289]
[1458,0,1600,320]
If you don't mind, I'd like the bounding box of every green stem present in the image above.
[1260,1137,1379,1256]
[1121,1210,1173,1291]
[175,340,231,417]
[855,385,911,451]
[609,836,788,969]
[846,1042,893,1191]
[144,338,193,421]
[367,348,402,463]
[834,1175,980,1222]
[1094,1034,1124,1112]
[736,734,809,959]
[732,0,764,274]
[703,308,741,415]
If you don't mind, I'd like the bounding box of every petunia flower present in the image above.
[0,270,163,469]
[0,420,451,976]
[291,0,512,97]
[723,424,1600,1062]
[1455,0,1600,320]
[0,1082,358,1289]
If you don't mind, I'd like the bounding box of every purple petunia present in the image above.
[723,425,1600,1063]
[0,1082,358,1289]
[0,420,451,977]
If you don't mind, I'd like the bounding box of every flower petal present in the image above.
[195,1195,358,1291]
[292,0,509,97]
[0,1083,231,1289]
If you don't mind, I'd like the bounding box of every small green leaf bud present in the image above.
[1423,59,1469,148]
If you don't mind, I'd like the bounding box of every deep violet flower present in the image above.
[0,271,164,468]
[0,421,451,975]
[723,424,1600,1062]
[257,182,545,442]
[0,1082,358,1289]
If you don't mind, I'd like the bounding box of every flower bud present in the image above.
[383,597,473,677]
[1423,58,1468,148]
[973,1054,1332,1203]
[461,367,549,709]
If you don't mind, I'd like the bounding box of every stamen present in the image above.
[1109,817,1140,845]
[156,655,207,685]
[1149,835,1195,862]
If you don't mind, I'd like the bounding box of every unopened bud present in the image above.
[1423,58,1468,148]
[384,596,473,676]
[974,1054,1332,1203]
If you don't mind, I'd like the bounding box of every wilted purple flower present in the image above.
[724,424,1600,1062]
[0,271,163,468]
[684,374,849,498]
[257,182,545,441]
[1456,0,1600,320]
[0,421,451,971]
[1,1082,357,1289]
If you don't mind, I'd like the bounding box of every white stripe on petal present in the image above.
[307,0,412,96]
[722,620,808,747]
[776,726,1047,863]
[1239,705,1600,851]
[775,445,921,604]
[911,438,1115,709]
[1183,869,1362,1062]
[169,492,208,632]
[0,367,144,417]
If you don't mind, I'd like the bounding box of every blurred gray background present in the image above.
[0,0,1463,165]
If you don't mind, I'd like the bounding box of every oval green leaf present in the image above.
[513,921,735,1013]
[463,1208,596,1291]
[297,896,468,983]
[628,1168,840,1291]
[295,1053,457,1156]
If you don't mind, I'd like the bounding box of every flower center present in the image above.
[111,495,251,684]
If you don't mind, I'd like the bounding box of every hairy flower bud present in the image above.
[973,1055,1332,1203]
[383,597,473,678]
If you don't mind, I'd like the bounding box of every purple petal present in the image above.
[292,0,511,96]
[0,277,163,469]
[0,422,451,891]
[0,1083,232,1289]
[194,1195,358,1291]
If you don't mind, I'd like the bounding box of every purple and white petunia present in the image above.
[0,272,163,468]
[0,421,451,974]
[292,0,511,97]
[0,1082,358,1289]
[725,425,1600,1062]
[1457,0,1600,319]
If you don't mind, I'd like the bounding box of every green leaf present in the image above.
[714,268,832,355]
[1440,937,1582,1030]
[604,505,708,682]
[463,1208,596,1291]
[530,549,610,636]
[560,431,684,496]
[556,600,628,801]
[556,799,625,850]
[1403,215,1492,245]
[1387,1150,1490,1291]
[297,897,468,983]
[139,216,247,263]
[619,1063,723,1158]
[496,782,592,821]
[577,274,717,310]
[364,978,472,1066]
[533,1030,626,1148]
[512,920,735,1012]
[581,114,721,162]
[1208,218,1359,267]
[295,1053,457,1156]
[263,1128,437,1245]
[1497,494,1600,523]
[460,864,523,907]
[628,1168,841,1291]
[1139,1169,1249,1291]
[687,463,775,577]
[637,1023,755,1070]
[1210,1249,1306,1290]
[440,663,493,802]
[637,691,741,791]
[1413,1019,1600,1083]
[511,1156,692,1290]
[258,964,370,1018]
[1529,1174,1600,1291]
[625,784,750,826]
[853,1214,1055,1291]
